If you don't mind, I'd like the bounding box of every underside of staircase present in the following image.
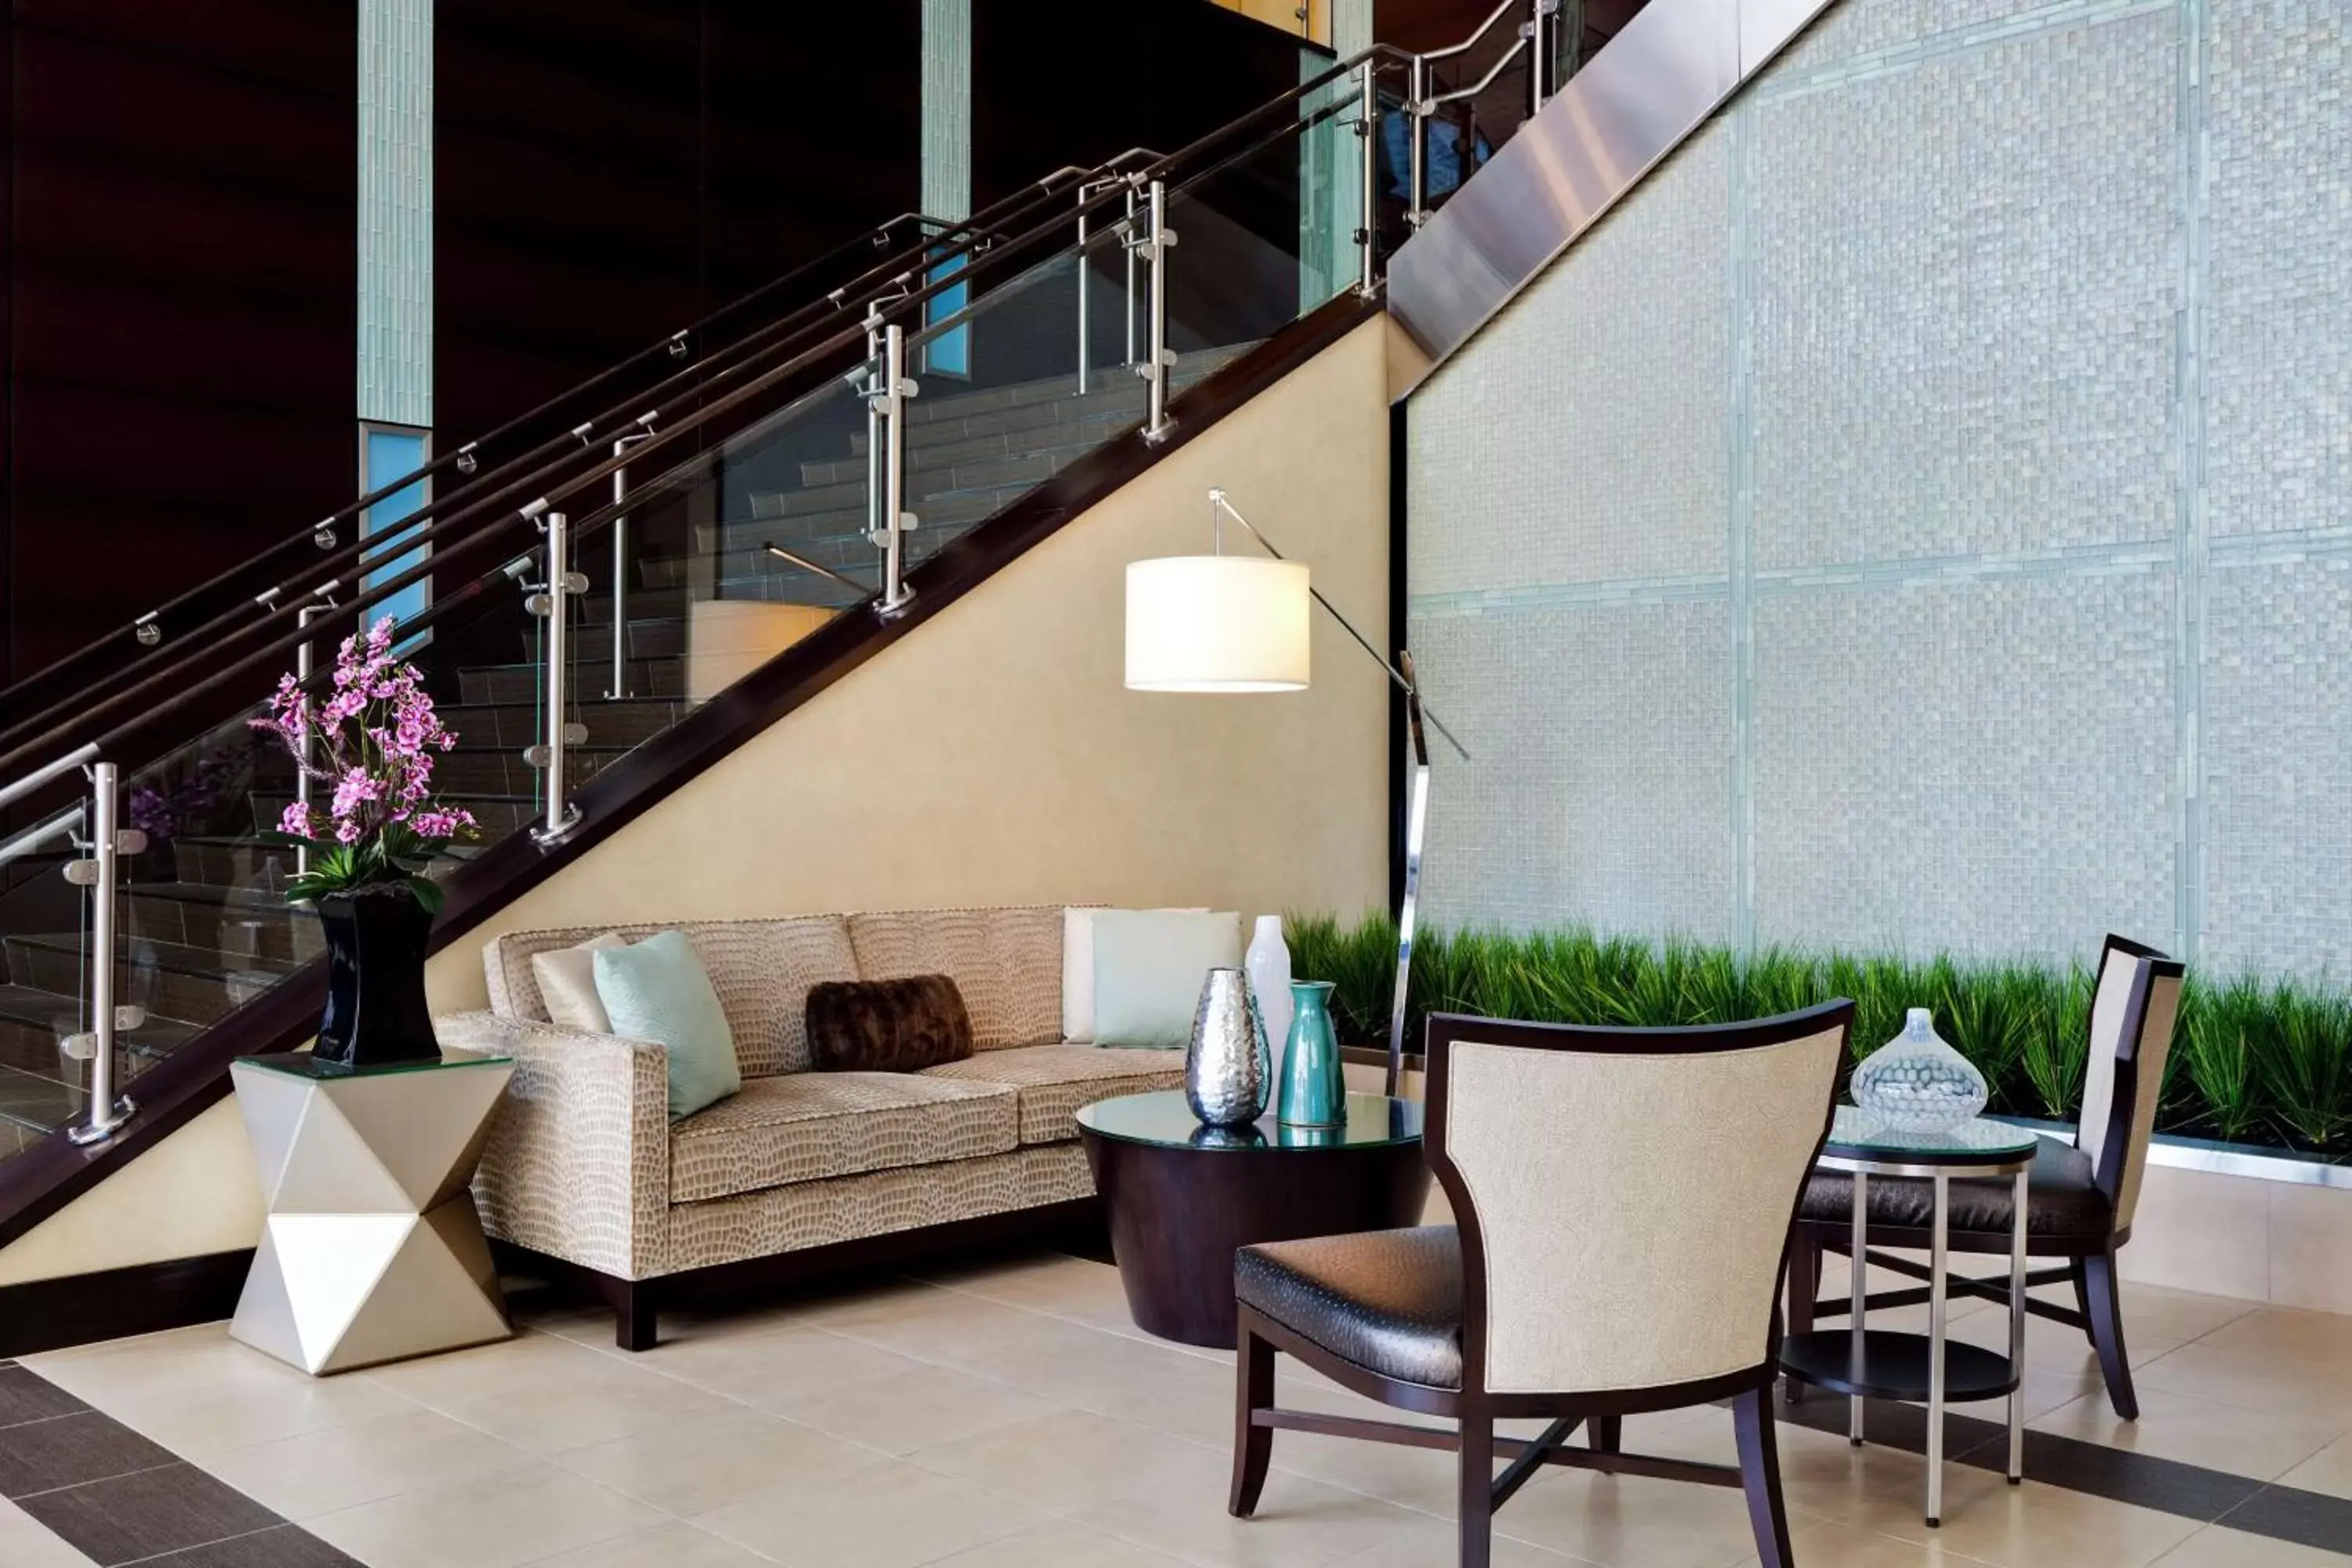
[0,303,1359,1229]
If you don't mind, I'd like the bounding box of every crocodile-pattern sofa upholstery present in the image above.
[439,905,1185,1346]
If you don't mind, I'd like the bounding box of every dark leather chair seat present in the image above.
[1800,1136,2111,1241]
[1234,1225,1465,1390]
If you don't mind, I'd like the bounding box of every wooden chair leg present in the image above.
[1733,1386,1795,1568]
[1786,1232,1822,1403]
[1459,1406,1495,1568]
[2083,1245,2139,1421]
[1229,1321,1276,1517]
[1590,1414,1622,1454]
[2071,1256,2094,1339]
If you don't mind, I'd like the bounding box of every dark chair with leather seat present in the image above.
[1229,1002,1853,1568]
[1788,934,2185,1421]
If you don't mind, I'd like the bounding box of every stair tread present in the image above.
[0,983,206,1042]
[5,931,302,981]
[445,738,636,756]
[125,881,318,914]
[251,788,541,808]
[0,1064,75,1134]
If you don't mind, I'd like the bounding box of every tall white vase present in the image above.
[1247,916,1294,1096]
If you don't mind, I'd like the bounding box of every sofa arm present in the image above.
[441,1011,670,1281]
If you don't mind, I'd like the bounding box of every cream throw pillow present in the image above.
[1062,907,1207,1043]
[532,932,629,1032]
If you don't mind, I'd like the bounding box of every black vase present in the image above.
[313,889,441,1069]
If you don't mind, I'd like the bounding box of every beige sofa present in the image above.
[439,905,1185,1348]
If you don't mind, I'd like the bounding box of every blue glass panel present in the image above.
[924,249,970,378]
[361,428,430,635]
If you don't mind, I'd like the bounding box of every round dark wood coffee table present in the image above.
[1076,1090,1429,1348]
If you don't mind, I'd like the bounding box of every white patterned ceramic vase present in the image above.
[1247,916,1294,1090]
[1851,1007,1988,1134]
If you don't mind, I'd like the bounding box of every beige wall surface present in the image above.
[0,1099,261,1287]
[0,316,1394,1289]
[427,314,1396,1015]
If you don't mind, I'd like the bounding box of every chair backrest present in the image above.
[2071,934,2186,1232]
[1424,1001,1850,1399]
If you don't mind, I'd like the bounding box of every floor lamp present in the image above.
[1124,488,1468,1095]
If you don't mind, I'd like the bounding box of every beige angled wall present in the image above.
[0,315,1397,1287]
[428,314,1397,1013]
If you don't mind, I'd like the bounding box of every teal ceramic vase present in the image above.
[1277,980,1345,1129]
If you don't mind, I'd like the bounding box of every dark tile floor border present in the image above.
[0,1359,358,1567]
[1777,1391,2352,1555]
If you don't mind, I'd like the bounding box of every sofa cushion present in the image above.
[921,1044,1187,1145]
[669,1072,1018,1204]
[485,916,859,1077]
[847,906,1064,1051]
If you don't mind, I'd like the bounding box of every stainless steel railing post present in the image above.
[1406,55,1429,229]
[607,434,652,699]
[1141,180,1177,443]
[1077,192,1091,397]
[527,509,586,845]
[1355,62,1379,299]
[1123,184,1140,368]
[863,303,887,593]
[1530,0,1555,111]
[873,325,918,616]
[292,601,332,876]
[66,760,138,1146]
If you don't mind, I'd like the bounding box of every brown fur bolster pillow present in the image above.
[804,975,975,1073]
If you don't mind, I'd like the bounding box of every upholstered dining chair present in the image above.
[1789,934,2185,1420]
[1228,1002,1853,1568]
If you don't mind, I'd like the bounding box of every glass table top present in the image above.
[235,1050,514,1081]
[1822,1105,2042,1168]
[1076,1090,1424,1151]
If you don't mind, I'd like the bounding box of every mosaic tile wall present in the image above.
[921,0,973,223]
[358,0,432,427]
[1406,0,2352,980]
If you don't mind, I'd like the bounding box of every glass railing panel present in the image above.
[897,245,1134,574]
[0,813,89,1146]
[633,354,878,706]
[1299,61,1366,314]
[1177,125,1338,365]
[0,63,1405,1156]
[97,545,556,1083]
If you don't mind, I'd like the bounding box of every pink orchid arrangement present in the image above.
[251,616,476,911]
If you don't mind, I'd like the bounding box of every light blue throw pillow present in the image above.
[1091,909,1244,1050]
[592,930,742,1119]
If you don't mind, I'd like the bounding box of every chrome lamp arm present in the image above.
[1204,488,1463,1097]
[1205,489,1469,765]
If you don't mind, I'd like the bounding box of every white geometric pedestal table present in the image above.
[229,1050,517,1375]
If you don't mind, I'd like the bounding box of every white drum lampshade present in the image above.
[1125,556,1311,692]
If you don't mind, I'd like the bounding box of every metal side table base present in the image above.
[1779,1108,2038,1527]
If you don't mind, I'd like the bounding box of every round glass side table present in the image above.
[1777,1106,2042,1527]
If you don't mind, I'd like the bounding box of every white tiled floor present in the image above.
[14,1252,2352,1568]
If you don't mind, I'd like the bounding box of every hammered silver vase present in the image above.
[1185,967,1272,1127]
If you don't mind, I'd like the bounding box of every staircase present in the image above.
[0,350,1245,1154]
